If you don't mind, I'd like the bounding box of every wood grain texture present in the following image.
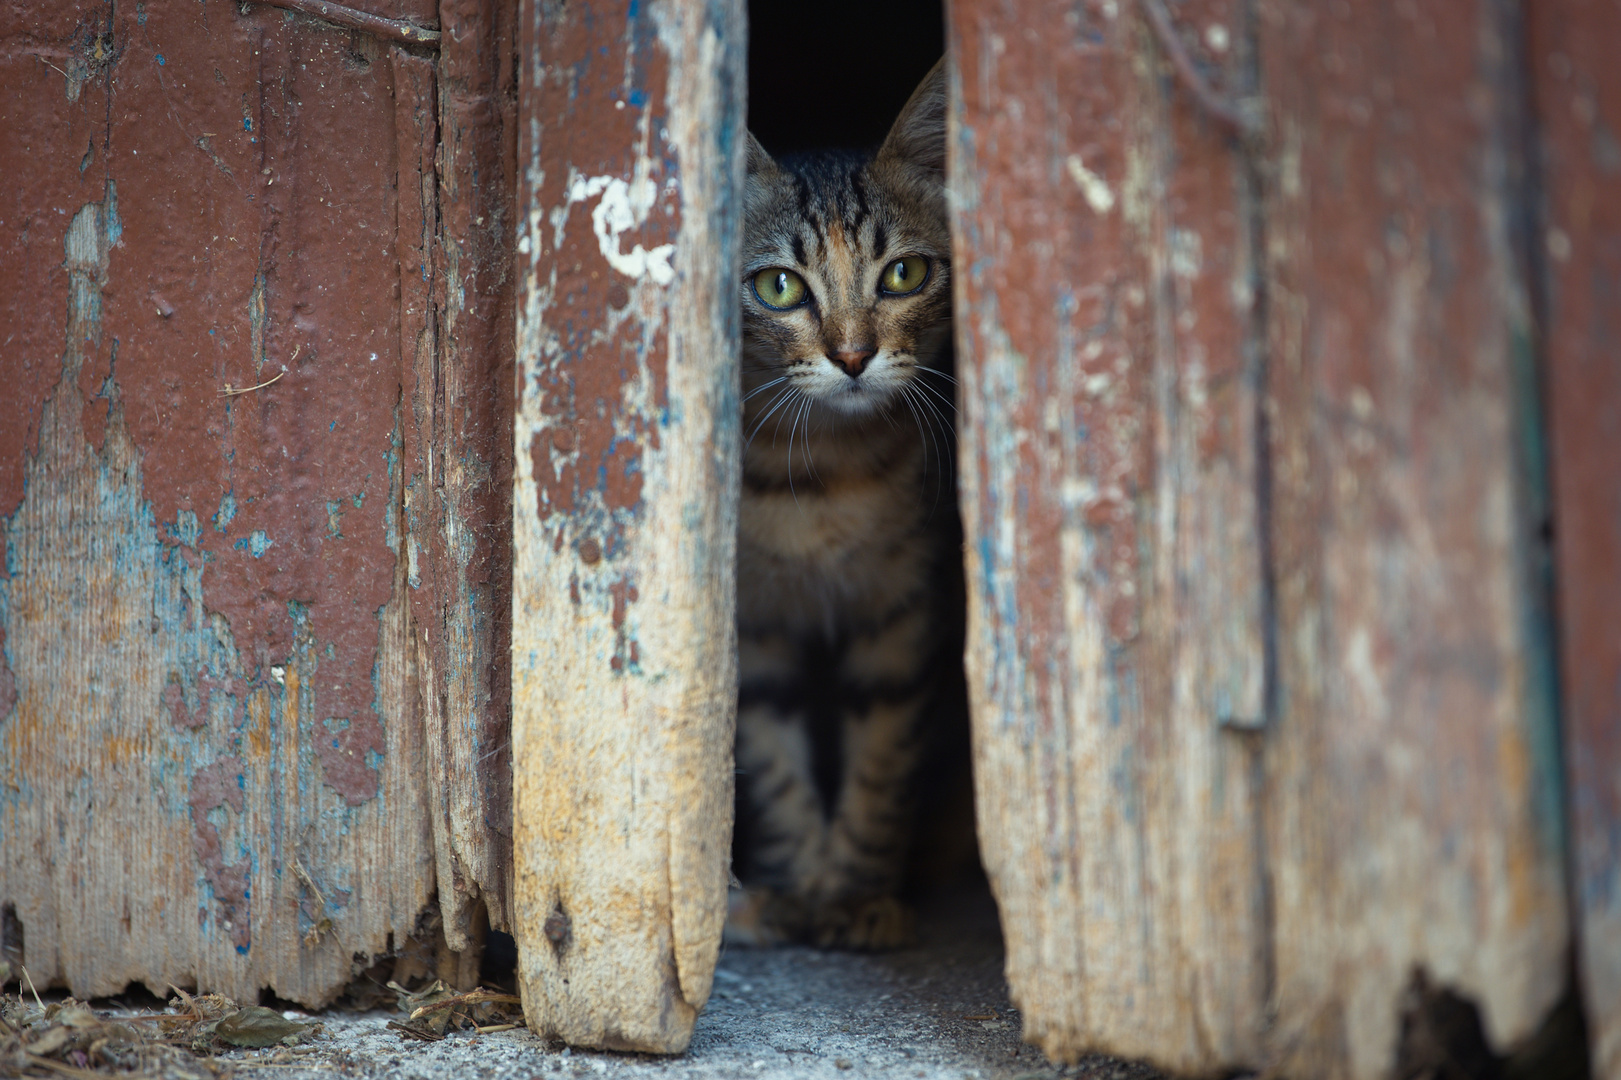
[949,0,1269,1070]
[0,2,449,1004]
[1261,3,1566,1075]
[951,1,1570,1075]
[411,0,520,949]
[1528,1,1621,1075]
[510,0,743,1054]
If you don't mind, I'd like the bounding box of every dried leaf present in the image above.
[25,1024,73,1057]
[212,1006,319,1048]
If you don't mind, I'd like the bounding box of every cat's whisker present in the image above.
[915,365,959,386]
[896,383,932,473]
[912,375,960,417]
[913,384,949,472]
[914,377,959,421]
[747,384,798,450]
[903,383,951,512]
[770,386,803,447]
[744,376,790,403]
[797,397,821,483]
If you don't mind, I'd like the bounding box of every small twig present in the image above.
[35,55,69,78]
[226,1065,341,1071]
[385,1020,442,1042]
[24,1055,106,1080]
[408,989,522,1021]
[222,367,287,397]
[1140,0,1259,142]
[20,966,44,1010]
[473,1023,520,1034]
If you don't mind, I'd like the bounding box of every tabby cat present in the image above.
[729,60,957,950]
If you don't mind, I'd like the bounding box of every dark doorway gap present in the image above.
[747,0,945,157]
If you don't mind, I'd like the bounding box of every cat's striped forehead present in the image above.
[743,151,946,275]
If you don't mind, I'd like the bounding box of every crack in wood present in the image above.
[248,0,441,46]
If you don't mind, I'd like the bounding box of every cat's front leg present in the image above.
[807,604,936,949]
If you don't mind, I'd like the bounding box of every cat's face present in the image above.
[741,62,951,425]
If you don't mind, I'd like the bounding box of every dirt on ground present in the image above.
[3,886,1165,1080]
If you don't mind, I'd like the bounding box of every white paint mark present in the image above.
[564,174,676,286]
[1065,154,1115,214]
[1206,24,1230,53]
[1170,228,1203,278]
[1546,228,1572,263]
[271,665,287,685]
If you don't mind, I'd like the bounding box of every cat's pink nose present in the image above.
[829,346,876,377]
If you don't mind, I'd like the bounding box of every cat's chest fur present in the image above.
[737,428,930,635]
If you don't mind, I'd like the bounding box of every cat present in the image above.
[728,59,959,950]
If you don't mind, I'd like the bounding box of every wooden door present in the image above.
[948,1,1612,1077]
[1532,2,1621,1076]
[507,0,744,1054]
[0,0,514,1004]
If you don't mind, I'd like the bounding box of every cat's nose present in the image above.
[829,345,876,377]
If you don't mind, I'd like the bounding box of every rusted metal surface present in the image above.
[950,0,1268,1070]
[0,0,507,1005]
[510,0,743,1054]
[1529,2,1621,1075]
[952,1,1571,1076]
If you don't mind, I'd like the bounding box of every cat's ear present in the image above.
[878,57,949,176]
[745,132,780,177]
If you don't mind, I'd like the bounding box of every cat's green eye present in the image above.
[880,256,929,296]
[753,268,809,310]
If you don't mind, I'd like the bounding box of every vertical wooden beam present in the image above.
[1528,2,1621,1075]
[1260,2,1567,1076]
[510,0,743,1054]
[949,0,1269,1070]
[952,1,1573,1075]
[412,0,520,949]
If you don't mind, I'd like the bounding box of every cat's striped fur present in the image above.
[729,61,956,950]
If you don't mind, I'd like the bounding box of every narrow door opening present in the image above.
[725,3,1025,1064]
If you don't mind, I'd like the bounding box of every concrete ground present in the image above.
[218,887,1165,1080]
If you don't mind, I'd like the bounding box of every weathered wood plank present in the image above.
[952,1,1572,1075]
[949,0,1269,1070]
[1528,2,1621,1075]
[0,2,449,1004]
[1260,2,1567,1076]
[409,0,520,950]
[510,0,743,1054]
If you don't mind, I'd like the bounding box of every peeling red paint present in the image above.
[189,755,251,951]
[519,0,680,587]
[0,3,435,808]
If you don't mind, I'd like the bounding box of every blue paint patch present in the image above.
[329,419,337,431]
[213,489,236,531]
[231,529,271,557]
[243,117,252,131]
[627,87,647,108]
[173,509,200,547]
[155,53,165,65]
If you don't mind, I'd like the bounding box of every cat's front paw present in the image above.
[724,887,810,946]
[812,895,916,951]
